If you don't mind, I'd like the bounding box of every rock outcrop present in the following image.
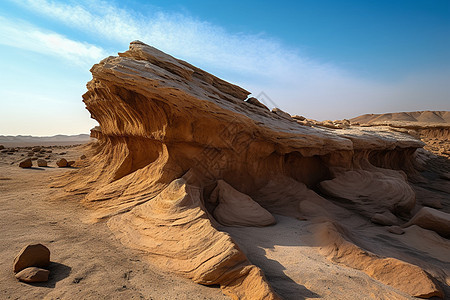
[314,221,443,298]
[56,158,68,168]
[37,159,47,167]
[209,180,276,227]
[54,41,448,298]
[13,244,50,273]
[19,158,32,168]
[403,207,450,238]
[15,267,50,283]
[108,176,278,299]
[351,111,450,158]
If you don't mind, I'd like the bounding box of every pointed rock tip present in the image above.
[130,40,147,46]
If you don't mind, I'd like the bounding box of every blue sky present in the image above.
[0,0,449,135]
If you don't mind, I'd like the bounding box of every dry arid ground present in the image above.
[3,143,448,300]
[0,144,227,300]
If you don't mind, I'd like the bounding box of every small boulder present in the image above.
[27,151,34,156]
[19,159,32,168]
[387,226,405,235]
[32,147,41,152]
[80,154,87,160]
[15,267,49,283]
[37,159,47,167]
[67,160,76,167]
[0,145,4,150]
[13,244,50,273]
[371,211,398,226]
[56,158,68,167]
[403,207,450,238]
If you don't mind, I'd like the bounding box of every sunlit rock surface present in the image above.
[55,41,449,299]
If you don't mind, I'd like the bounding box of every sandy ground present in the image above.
[0,145,227,300]
[1,144,448,299]
[222,216,418,300]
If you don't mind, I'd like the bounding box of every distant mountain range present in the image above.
[351,111,450,124]
[0,134,92,147]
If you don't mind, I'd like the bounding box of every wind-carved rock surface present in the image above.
[56,41,450,298]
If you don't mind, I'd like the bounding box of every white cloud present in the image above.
[8,0,450,120]
[0,16,108,66]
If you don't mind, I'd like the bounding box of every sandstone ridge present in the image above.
[54,41,449,299]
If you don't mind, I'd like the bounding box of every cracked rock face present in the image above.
[56,41,449,299]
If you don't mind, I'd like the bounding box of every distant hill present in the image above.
[350,111,450,125]
[0,134,92,147]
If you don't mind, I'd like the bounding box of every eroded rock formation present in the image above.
[351,111,450,158]
[55,41,449,299]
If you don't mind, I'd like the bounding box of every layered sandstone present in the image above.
[351,111,450,158]
[55,41,449,298]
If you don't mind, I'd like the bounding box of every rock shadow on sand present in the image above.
[30,262,71,288]
[222,215,320,300]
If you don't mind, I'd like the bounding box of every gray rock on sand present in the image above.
[37,159,47,167]
[13,244,50,273]
[56,158,68,167]
[15,267,50,283]
[19,158,32,168]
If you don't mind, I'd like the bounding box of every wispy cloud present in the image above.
[0,16,108,67]
[10,0,303,75]
[9,0,450,119]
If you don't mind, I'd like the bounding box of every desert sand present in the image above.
[1,41,449,299]
[0,145,228,299]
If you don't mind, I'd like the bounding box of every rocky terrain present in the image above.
[1,41,449,299]
[350,111,450,159]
